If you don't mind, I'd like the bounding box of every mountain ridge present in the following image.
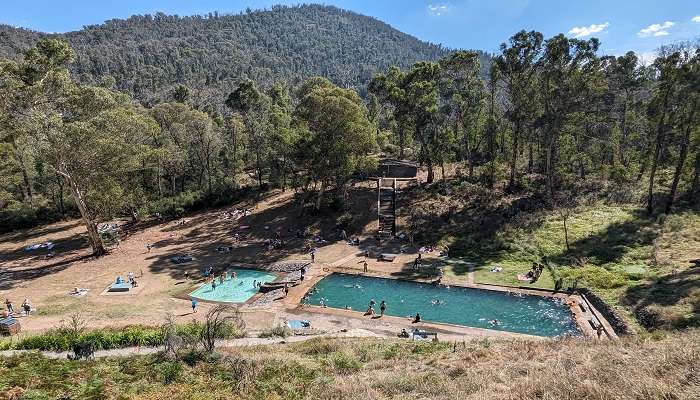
[0,5,488,106]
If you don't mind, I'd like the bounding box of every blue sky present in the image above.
[2,1,699,59]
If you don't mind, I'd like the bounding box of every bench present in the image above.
[411,330,438,341]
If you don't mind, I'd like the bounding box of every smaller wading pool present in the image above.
[304,273,580,337]
[190,268,277,303]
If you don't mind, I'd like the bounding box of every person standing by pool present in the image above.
[380,300,386,317]
[311,251,315,263]
[363,261,368,273]
[22,299,31,315]
[191,299,197,313]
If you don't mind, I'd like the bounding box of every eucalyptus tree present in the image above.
[646,52,684,214]
[0,39,159,255]
[293,77,375,210]
[267,82,297,190]
[439,50,485,177]
[485,64,501,188]
[603,52,646,168]
[369,66,412,158]
[537,34,600,197]
[494,30,544,191]
[404,62,442,183]
[225,79,271,188]
[664,49,699,214]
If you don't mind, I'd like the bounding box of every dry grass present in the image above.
[2,332,699,399]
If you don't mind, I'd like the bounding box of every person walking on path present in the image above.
[311,251,315,263]
[4,299,13,315]
[380,300,386,317]
[191,299,198,313]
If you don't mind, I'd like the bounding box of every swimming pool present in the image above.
[190,268,277,303]
[304,273,580,337]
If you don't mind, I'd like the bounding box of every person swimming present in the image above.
[489,319,500,326]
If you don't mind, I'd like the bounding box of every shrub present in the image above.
[157,361,183,384]
[293,338,342,355]
[258,326,292,338]
[411,341,450,355]
[326,351,361,374]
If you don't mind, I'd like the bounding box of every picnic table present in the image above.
[380,253,397,262]
[0,317,21,336]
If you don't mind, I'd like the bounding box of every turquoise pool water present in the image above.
[190,268,277,303]
[305,273,580,337]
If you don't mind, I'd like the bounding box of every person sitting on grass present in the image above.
[398,328,409,338]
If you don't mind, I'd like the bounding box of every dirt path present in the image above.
[0,328,380,359]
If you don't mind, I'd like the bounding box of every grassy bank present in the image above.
[422,192,698,331]
[1,332,698,399]
[0,322,245,352]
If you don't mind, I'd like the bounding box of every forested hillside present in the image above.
[0,5,467,105]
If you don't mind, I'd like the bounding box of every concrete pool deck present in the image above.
[279,257,617,340]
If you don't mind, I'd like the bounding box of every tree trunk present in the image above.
[315,180,326,211]
[664,102,696,214]
[545,134,554,198]
[157,163,163,198]
[59,165,106,256]
[440,160,446,183]
[398,123,405,159]
[56,173,65,216]
[647,87,671,214]
[563,216,570,252]
[691,146,700,203]
[508,119,521,191]
[619,95,629,167]
[12,145,34,207]
[256,152,263,188]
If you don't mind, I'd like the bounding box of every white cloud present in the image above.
[568,22,610,38]
[638,21,675,37]
[692,16,700,23]
[427,3,451,16]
